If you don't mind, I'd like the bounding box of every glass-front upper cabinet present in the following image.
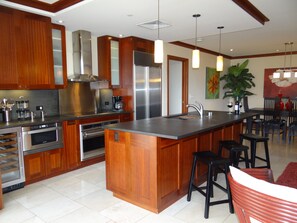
[98,36,120,87]
[110,40,120,86]
[52,24,67,88]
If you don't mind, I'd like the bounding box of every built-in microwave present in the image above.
[21,122,63,154]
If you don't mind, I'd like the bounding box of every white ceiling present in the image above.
[2,0,297,57]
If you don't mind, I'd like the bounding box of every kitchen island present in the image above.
[104,111,256,213]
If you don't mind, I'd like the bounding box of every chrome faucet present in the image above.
[186,103,204,117]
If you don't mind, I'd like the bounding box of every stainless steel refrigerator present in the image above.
[133,51,162,120]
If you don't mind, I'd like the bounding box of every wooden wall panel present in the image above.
[179,136,198,192]
[159,144,179,198]
[212,128,223,154]
[131,133,157,205]
[223,124,234,141]
[105,130,130,195]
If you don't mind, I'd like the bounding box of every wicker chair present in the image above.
[228,168,297,223]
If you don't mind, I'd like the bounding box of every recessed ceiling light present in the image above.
[196,37,203,42]
[127,14,133,17]
[56,20,64,24]
[276,49,280,52]
[230,49,234,52]
[119,34,123,38]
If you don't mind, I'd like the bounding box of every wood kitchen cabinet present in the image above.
[97,35,120,86]
[52,24,67,88]
[105,121,243,213]
[63,120,81,170]
[0,6,19,89]
[24,148,65,184]
[120,113,132,122]
[46,148,65,176]
[112,37,155,116]
[0,6,55,90]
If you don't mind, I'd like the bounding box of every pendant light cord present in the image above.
[217,26,224,56]
[192,14,200,49]
[219,29,221,54]
[195,16,197,49]
[284,43,287,71]
[289,42,293,70]
[157,0,160,39]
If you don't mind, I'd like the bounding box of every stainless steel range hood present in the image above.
[69,30,98,82]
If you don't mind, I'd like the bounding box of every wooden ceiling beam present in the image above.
[6,0,83,13]
[232,0,269,25]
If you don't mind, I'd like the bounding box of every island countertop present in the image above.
[104,111,256,139]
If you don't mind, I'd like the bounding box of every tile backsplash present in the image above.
[0,90,59,121]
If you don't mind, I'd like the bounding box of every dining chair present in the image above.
[263,97,286,142]
[288,99,297,143]
[243,97,264,135]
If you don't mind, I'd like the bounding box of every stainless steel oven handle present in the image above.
[83,131,104,138]
[24,127,62,135]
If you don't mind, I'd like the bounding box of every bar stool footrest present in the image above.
[209,199,230,206]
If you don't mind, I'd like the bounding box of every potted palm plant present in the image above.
[220,60,255,113]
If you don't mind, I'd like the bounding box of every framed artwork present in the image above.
[205,67,220,99]
[264,68,297,98]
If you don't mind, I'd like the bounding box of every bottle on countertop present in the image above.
[234,99,240,115]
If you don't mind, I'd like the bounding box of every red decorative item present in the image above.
[279,100,284,110]
[275,94,284,110]
[285,98,293,111]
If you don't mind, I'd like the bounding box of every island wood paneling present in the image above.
[179,136,198,193]
[105,121,243,213]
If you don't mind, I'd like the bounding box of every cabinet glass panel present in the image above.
[52,29,64,85]
[110,40,119,85]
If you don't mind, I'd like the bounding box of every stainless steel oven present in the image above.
[21,123,63,154]
[79,119,119,161]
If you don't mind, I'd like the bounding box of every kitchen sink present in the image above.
[165,113,202,120]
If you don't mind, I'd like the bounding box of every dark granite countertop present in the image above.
[0,111,130,129]
[104,111,257,140]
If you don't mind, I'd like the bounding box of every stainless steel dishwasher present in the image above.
[0,127,25,193]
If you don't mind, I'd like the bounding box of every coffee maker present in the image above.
[112,96,123,111]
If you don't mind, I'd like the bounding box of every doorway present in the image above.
[167,55,188,115]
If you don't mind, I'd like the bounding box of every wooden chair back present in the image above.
[228,168,297,223]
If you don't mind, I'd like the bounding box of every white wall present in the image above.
[232,55,297,109]
[163,43,231,115]
[163,43,297,115]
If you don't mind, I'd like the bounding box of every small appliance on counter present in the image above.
[1,98,15,122]
[16,98,30,120]
[112,96,123,111]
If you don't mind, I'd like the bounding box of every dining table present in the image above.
[245,107,296,141]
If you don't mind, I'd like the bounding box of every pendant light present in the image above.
[273,42,295,79]
[283,42,291,78]
[154,0,163,63]
[216,26,224,72]
[192,14,201,69]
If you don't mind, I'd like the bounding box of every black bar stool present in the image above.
[240,133,270,168]
[187,151,234,219]
[218,140,250,168]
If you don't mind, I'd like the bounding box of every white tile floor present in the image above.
[1,138,296,223]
